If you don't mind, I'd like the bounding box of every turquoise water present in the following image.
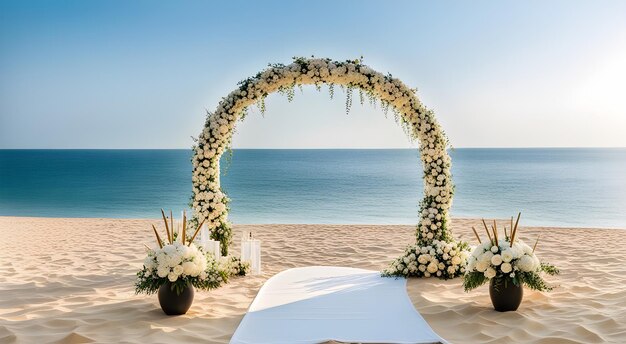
[1,149,625,228]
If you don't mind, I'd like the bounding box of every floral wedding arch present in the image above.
[192,57,468,279]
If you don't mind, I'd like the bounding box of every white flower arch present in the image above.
[192,57,463,277]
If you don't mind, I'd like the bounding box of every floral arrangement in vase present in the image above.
[135,210,248,315]
[463,213,559,311]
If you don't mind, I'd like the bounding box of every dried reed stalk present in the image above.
[161,209,172,244]
[510,212,521,247]
[170,210,174,243]
[181,211,187,245]
[481,219,494,245]
[471,226,482,244]
[492,220,499,244]
[151,224,163,248]
[532,235,540,253]
[187,219,206,247]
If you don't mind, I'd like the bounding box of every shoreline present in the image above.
[2,215,623,231]
[1,217,624,343]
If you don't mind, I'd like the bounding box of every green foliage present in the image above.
[541,262,560,276]
[463,262,559,293]
[211,221,232,256]
[135,266,226,296]
[463,271,488,291]
[513,262,559,292]
[135,266,164,295]
[345,85,353,114]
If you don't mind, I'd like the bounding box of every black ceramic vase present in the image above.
[489,278,523,312]
[158,282,194,315]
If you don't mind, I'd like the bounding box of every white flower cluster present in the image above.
[192,57,456,256]
[144,242,221,284]
[218,256,250,277]
[384,240,470,279]
[466,239,541,279]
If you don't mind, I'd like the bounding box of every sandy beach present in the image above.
[0,216,624,343]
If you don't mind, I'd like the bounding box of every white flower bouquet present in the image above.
[136,241,226,295]
[383,240,471,279]
[135,210,248,296]
[463,214,558,292]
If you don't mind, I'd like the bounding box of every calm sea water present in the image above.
[1,149,625,228]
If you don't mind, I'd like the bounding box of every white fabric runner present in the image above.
[230,266,447,344]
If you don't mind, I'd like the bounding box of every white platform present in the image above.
[230,266,447,344]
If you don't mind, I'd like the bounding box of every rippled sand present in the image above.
[0,217,624,343]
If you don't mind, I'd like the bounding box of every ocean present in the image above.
[1,148,625,228]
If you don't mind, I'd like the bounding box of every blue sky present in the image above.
[1,0,625,148]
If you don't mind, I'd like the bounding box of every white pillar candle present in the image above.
[205,240,221,260]
[241,239,261,275]
[200,223,209,245]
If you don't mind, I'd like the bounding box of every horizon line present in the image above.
[2,146,626,150]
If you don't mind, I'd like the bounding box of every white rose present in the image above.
[427,262,438,273]
[479,251,494,263]
[500,262,512,273]
[491,254,503,266]
[182,262,196,276]
[517,255,535,272]
[490,245,499,253]
[476,260,488,272]
[173,265,184,276]
[157,267,169,278]
[451,256,461,265]
[484,267,497,279]
[501,249,514,263]
[168,272,178,282]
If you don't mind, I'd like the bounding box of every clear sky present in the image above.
[1,0,625,149]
